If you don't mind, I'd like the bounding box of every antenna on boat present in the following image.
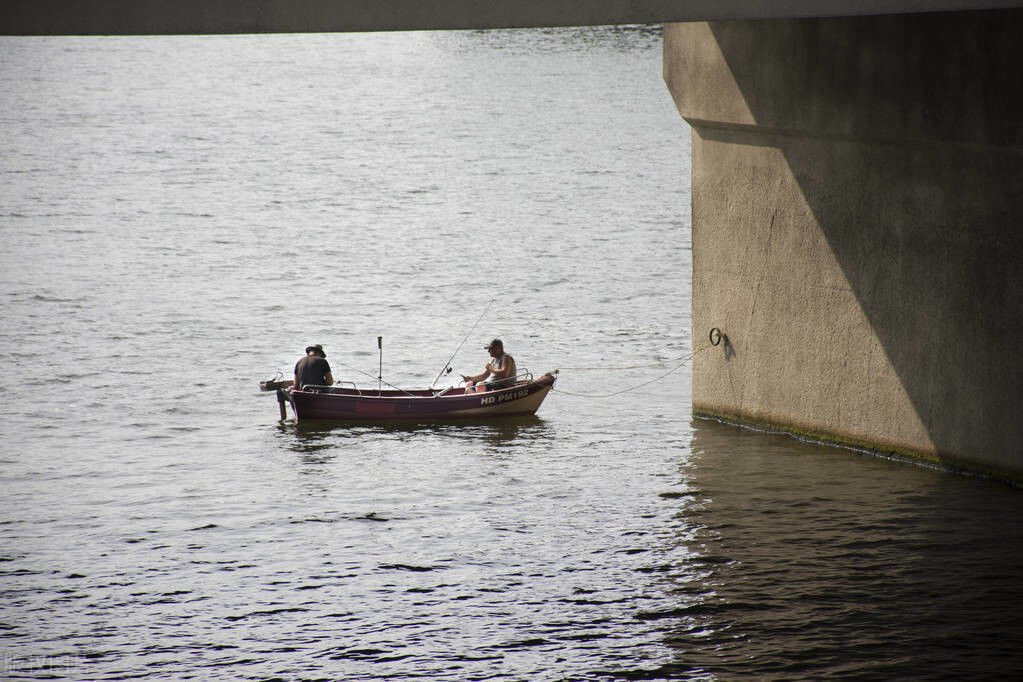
[378,336,383,396]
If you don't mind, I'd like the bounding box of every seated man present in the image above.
[294,344,334,389]
[461,339,516,393]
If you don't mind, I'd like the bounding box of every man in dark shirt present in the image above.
[294,344,334,389]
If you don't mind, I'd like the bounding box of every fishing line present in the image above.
[431,296,496,387]
[326,359,418,397]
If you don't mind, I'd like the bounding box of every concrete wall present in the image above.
[664,10,1023,478]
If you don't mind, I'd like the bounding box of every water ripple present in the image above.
[2,27,1022,682]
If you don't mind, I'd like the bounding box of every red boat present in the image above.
[261,372,557,422]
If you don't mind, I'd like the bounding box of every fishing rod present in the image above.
[431,297,496,388]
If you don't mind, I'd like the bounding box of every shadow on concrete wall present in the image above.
[706,11,1023,468]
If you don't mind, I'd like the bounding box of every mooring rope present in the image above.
[556,350,697,371]
[277,341,710,400]
[552,344,709,398]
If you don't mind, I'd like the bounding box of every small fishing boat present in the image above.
[260,371,557,422]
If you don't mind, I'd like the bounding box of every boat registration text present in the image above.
[480,388,529,406]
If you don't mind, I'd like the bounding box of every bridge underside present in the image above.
[5,2,1022,477]
[1,0,1018,35]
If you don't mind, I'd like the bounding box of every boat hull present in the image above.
[286,374,556,422]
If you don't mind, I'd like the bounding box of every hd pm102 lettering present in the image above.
[480,389,529,406]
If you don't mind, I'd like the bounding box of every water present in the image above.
[2,28,1023,681]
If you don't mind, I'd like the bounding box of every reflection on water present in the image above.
[648,418,1023,679]
[277,417,558,490]
[285,415,553,452]
[453,23,663,55]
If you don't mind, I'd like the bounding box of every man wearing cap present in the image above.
[462,339,516,393]
[294,344,334,389]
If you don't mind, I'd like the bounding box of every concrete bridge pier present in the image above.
[664,9,1023,479]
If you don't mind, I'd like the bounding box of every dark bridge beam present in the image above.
[2,0,1020,35]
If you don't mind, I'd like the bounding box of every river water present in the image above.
[2,27,1023,681]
